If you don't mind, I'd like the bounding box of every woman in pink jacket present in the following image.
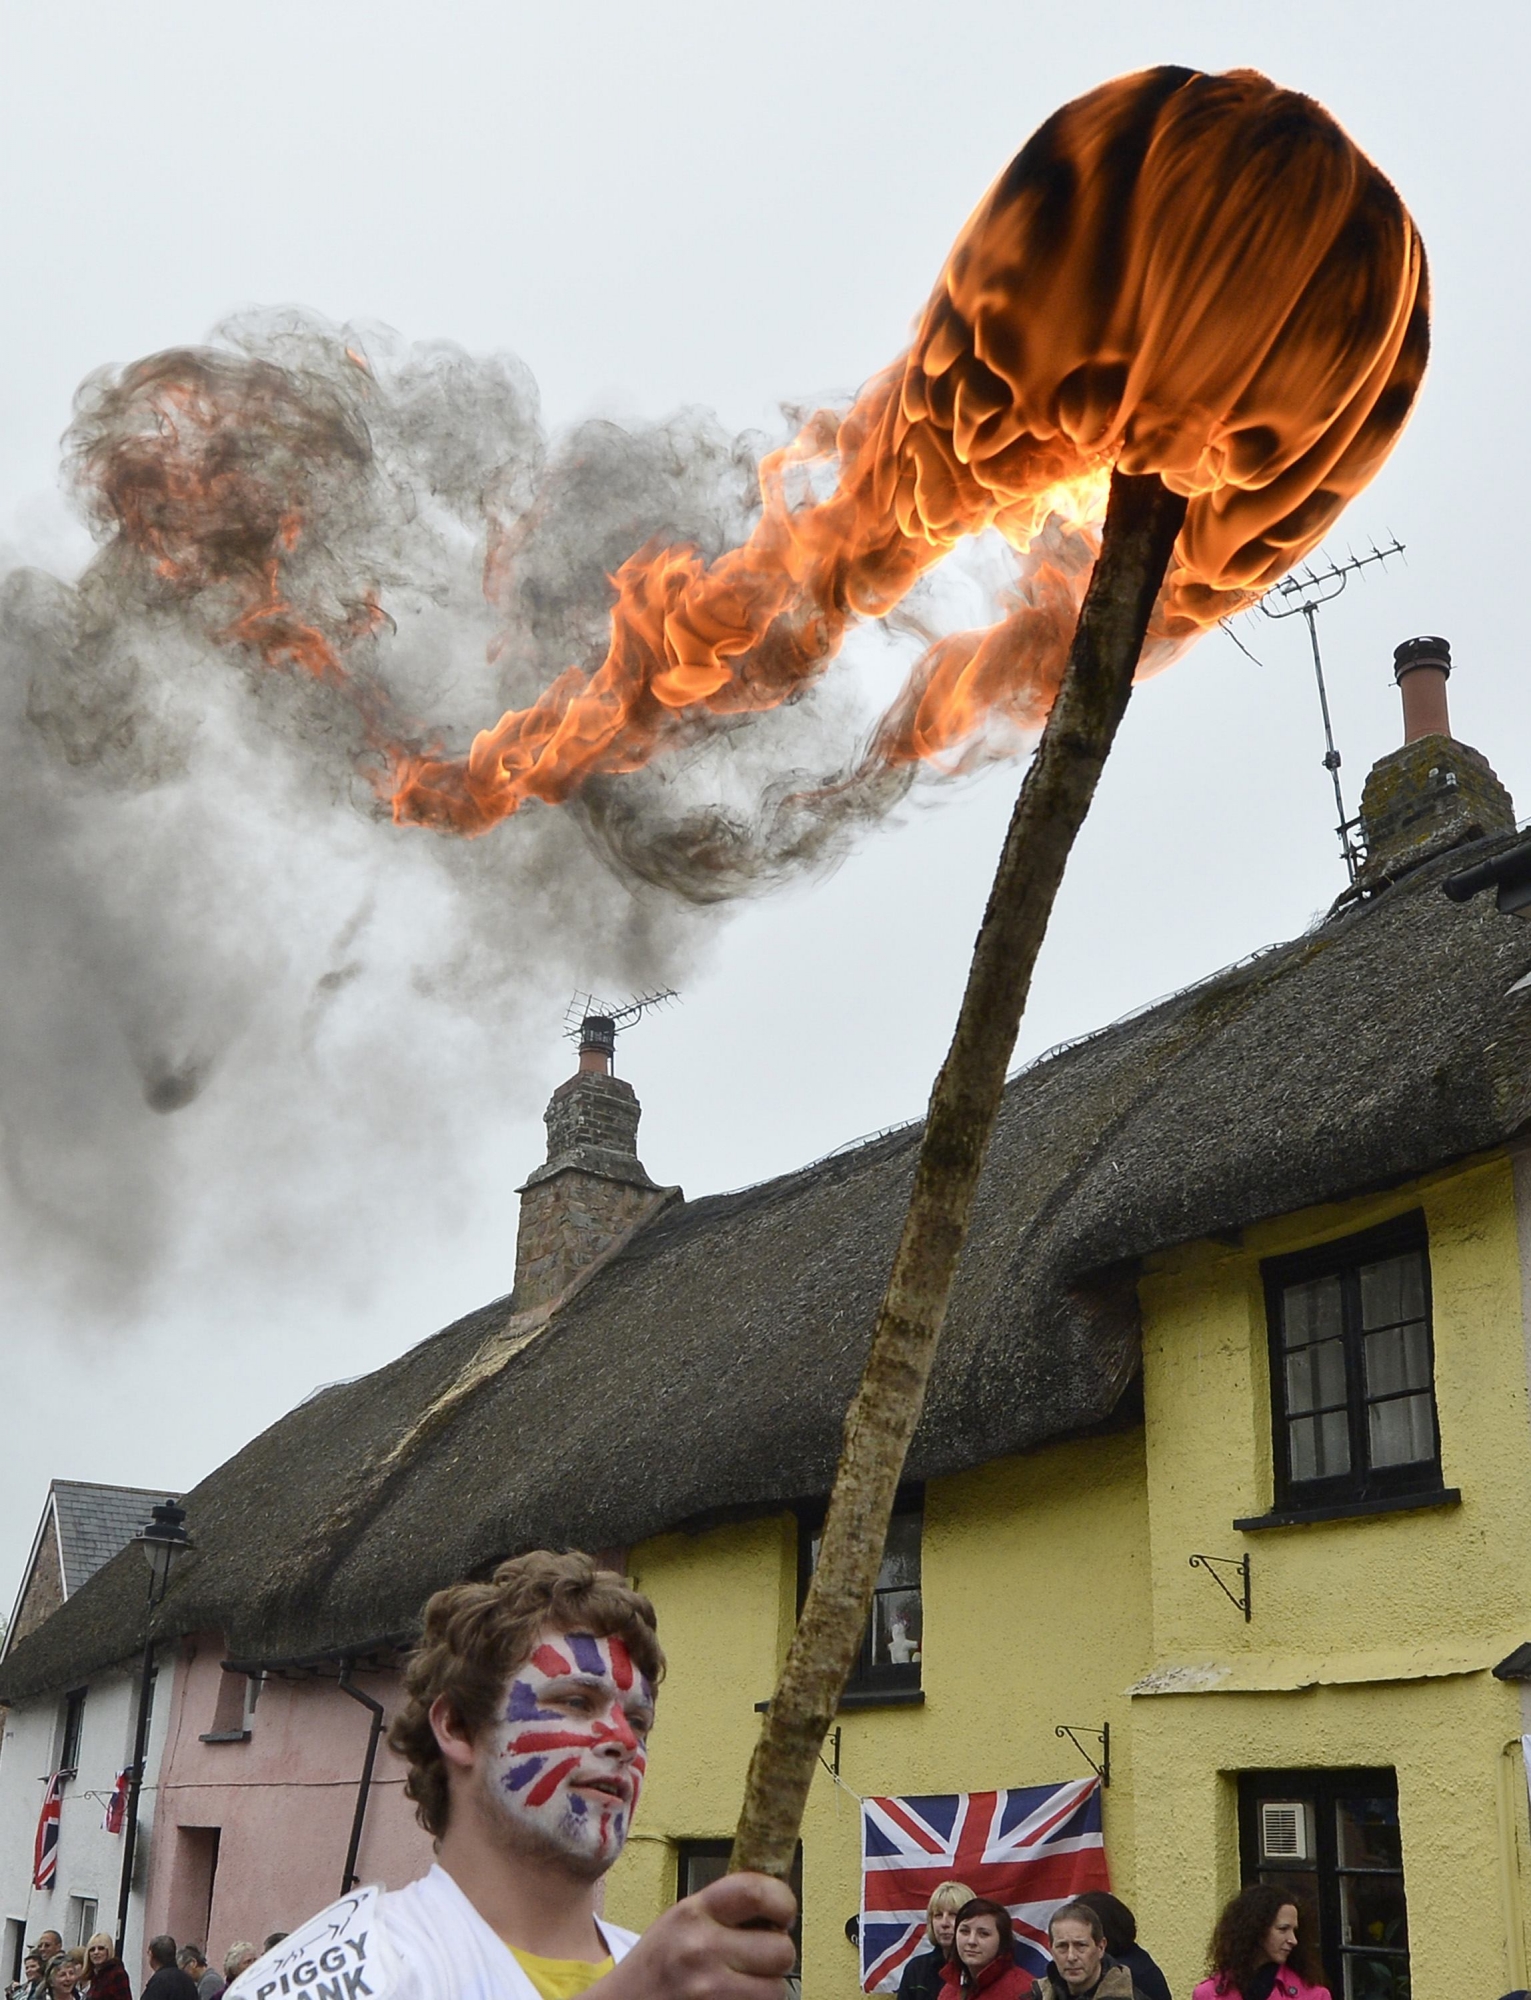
[1192,1885,1331,2000]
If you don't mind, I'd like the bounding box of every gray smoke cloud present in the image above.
[0,309,970,1308]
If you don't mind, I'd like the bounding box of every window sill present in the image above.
[1234,1488,1460,1531]
[754,1687,925,1715]
[837,1687,925,1711]
[198,1729,252,1744]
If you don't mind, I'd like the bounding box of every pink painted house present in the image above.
[143,1634,431,1962]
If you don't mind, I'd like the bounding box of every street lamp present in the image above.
[114,1501,190,1957]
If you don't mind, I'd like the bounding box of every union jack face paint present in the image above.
[487,1626,655,1874]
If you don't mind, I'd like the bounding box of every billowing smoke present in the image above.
[0,310,966,1306]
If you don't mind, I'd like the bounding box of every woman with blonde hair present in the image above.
[221,1950,256,1990]
[80,1935,130,2000]
[898,1880,977,2000]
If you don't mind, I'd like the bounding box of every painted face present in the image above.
[485,1626,655,1875]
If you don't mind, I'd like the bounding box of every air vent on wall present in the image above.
[1260,1800,1311,1863]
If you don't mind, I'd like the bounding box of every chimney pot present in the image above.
[1392,634,1452,743]
[578,1014,616,1076]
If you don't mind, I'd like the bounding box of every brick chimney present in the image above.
[513,1017,675,1309]
[1353,637,1514,890]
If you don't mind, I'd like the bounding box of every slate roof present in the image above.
[52,1482,166,1596]
[1,1481,165,1666]
[4,830,1531,1701]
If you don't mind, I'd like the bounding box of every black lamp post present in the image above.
[114,1500,190,1957]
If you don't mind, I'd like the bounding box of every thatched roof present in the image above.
[6,831,1531,1701]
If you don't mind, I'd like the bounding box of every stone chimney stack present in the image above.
[1354,637,1514,890]
[513,1017,673,1309]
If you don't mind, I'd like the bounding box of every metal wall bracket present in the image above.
[1190,1552,1252,1621]
[1055,1722,1109,1788]
[819,1725,842,1781]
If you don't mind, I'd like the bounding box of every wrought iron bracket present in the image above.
[1189,1552,1252,1621]
[1054,1722,1109,1788]
[819,1725,842,1781]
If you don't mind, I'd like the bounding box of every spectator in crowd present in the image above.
[140,1940,196,2000]
[944,1899,1030,2000]
[1076,1893,1172,2000]
[219,1953,253,1991]
[80,1935,131,2000]
[6,1951,45,2000]
[899,1880,977,2000]
[43,1957,79,1998]
[30,1944,61,1974]
[1193,1887,1330,2000]
[1029,1902,1145,2000]
[175,1951,221,2000]
[257,1941,285,1958]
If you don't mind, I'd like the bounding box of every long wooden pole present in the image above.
[730,466,1188,1879]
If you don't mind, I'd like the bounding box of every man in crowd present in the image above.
[1030,1903,1147,2000]
[177,1945,225,2000]
[30,1936,61,1968]
[228,1550,795,2000]
[143,1937,200,2000]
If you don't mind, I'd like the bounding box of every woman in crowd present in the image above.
[1075,1892,1172,2000]
[942,1899,1031,2000]
[43,1957,80,1999]
[221,1952,256,1991]
[1193,1886,1330,2000]
[898,1881,977,2000]
[81,1934,131,2000]
[5,1952,45,2000]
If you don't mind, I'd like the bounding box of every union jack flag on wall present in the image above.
[102,1769,130,1835]
[32,1770,64,1890]
[860,1779,1110,1991]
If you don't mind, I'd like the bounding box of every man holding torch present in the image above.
[226,1551,795,2000]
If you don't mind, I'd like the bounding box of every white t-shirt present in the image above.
[225,1863,638,2000]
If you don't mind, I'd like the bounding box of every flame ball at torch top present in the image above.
[719,65,1427,1888]
[391,64,1427,834]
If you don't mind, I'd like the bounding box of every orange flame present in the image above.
[388,66,1427,835]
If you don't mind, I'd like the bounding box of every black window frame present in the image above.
[58,1687,87,1777]
[677,1839,802,1972]
[1238,1766,1410,1999]
[797,1486,923,1701]
[1263,1213,1443,1513]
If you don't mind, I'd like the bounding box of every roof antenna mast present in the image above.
[562,988,677,1074]
[1255,536,1406,884]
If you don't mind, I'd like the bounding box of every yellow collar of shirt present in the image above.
[509,1947,614,2000]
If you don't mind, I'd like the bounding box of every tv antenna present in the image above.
[563,989,677,1070]
[1254,536,1406,884]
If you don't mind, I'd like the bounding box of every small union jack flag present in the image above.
[33,1771,64,1890]
[860,1779,1110,1991]
[102,1770,130,1835]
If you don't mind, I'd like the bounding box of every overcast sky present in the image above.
[1,0,1526,1603]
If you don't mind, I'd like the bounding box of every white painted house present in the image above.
[0,1484,171,1985]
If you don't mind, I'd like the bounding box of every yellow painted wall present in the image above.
[1136,1155,1531,1999]
[610,1433,1152,1998]
[606,1154,1531,2000]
